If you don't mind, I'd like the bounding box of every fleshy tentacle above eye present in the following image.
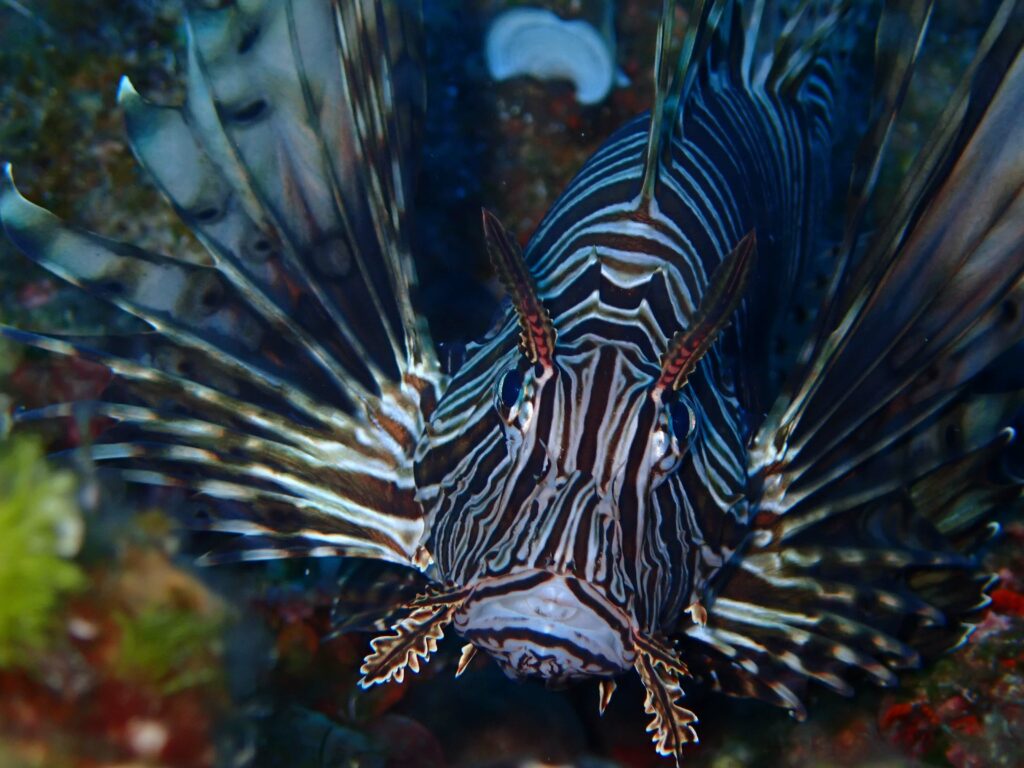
[653,229,757,398]
[481,208,558,371]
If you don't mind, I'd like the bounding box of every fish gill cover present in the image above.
[0,1,1022,767]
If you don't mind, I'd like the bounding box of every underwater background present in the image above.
[0,1,1022,766]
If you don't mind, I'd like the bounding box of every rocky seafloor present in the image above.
[0,1,1022,766]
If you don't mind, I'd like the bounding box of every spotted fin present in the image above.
[684,3,1024,714]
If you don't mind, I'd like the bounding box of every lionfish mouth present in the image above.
[452,569,637,682]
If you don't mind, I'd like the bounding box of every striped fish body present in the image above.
[2,0,1023,763]
[416,63,832,677]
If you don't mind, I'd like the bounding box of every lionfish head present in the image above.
[407,211,648,682]
[446,215,755,668]
[363,214,755,756]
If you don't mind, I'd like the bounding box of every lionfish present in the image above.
[2,0,1022,762]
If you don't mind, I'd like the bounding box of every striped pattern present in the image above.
[0,0,440,569]
[452,569,637,681]
[5,1,1021,763]
[418,62,833,640]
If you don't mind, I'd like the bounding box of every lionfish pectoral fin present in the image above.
[1,1,442,571]
[481,208,557,370]
[358,590,469,688]
[654,229,757,395]
[633,635,699,763]
[698,10,1024,718]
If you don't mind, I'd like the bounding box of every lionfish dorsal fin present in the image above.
[654,229,757,396]
[641,0,729,205]
[358,590,468,687]
[633,634,699,762]
[481,208,557,370]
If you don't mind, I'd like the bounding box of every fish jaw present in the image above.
[452,568,637,683]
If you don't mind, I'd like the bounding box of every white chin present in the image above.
[453,570,636,681]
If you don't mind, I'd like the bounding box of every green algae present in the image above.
[114,605,224,695]
[0,436,83,668]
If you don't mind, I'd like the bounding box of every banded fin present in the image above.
[117,79,390,405]
[0,327,425,564]
[181,0,436,383]
[752,5,1024,501]
[0,174,373,415]
[689,4,1024,714]
[640,0,855,203]
[0,0,441,571]
[329,560,428,635]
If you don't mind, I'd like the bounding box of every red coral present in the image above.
[946,741,986,768]
[17,278,57,309]
[989,587,1024,617]
[9,355,111,407]
[948,714,983,736]
[879,699,939,757]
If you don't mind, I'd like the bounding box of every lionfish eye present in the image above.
[499,368,523,411]
[668,397,696,442]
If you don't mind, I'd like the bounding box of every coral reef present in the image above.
[485,5,621,105]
